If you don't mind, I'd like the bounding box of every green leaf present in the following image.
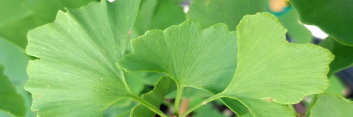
[134,0,185,35]
[25,0,141,116]
[221,12,333,104]
[118,20,237,93]
[187,0,265,30]
[193,103,227,117]
[0,38,34,117]
[104,101,136,117]
[0,66,26,117]
[0,38,28,92]
[325,75,345,95]
[0,0,97,48]
[320,37,353,74]
[224,98,295,117]
[309,94,353,117]
[291,0,353,45]
[131,77,176,117]
[276,8,312,43]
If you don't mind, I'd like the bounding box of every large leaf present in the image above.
[0,0,97,48]
[25,0,141,116]
[0,66,26,117]
[187,0,265,30]
[291,0,353,45]
[309,94,353,117]
[221,12,333,104]
[320,37,353,74]
[118,20,237,93]
[133,0,185,35]
[131,77,176,117]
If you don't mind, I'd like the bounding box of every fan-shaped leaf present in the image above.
[25,0,141,116]
[309,94,353,117]
[221,12,333,104]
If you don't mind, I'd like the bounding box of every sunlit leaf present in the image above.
[25,0,141,116]
[222,12,333,104]
[119,20,237,93]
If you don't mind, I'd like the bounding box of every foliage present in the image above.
[0,0,353,117]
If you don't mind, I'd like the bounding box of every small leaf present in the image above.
[187,0,265,30]
[25,0,141,116]
[0,66,26,117]
[134,0,185,35]
[131,77,176,117]
[222,12,333,104]
[320,37,353,74]
[119,20,237,92]
[276,8,312,43]
[291,0,353,45]
[309,94,353,117]
[223,98,295,117]
[325,75,345,95]
[193,103,227,117]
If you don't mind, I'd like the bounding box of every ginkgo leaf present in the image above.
[291,0,353,45]
[325,75,344,95]
[193,103,227,117]
[0,0,98,48]
[0,38,34,117]
[25,0,141,116]
[133,0,185,35]
[223,98,295,117]
[223,13,333,104]
[131,77,176,117]
[118,20,237,93]
[320,37,353,75]
[187,0,265,30]
[309,94,353,117]
[221,12,333,104]
[275,8,312,43]
[0,66,26,117]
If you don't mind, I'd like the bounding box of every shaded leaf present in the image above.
[0,66,26,117]
[0,0,97,48]
[291,0,353,45]
[224,98,295,117]
[134,0,185,35]
[193,103,227,117]
[0,38,34,117]
[131,77,176,117]
[320,37,353,74]
[25,0,141,116]
[275,8,312,43]
[325,75,345,95]
[309,94,353,117]
[187,0,265,30]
